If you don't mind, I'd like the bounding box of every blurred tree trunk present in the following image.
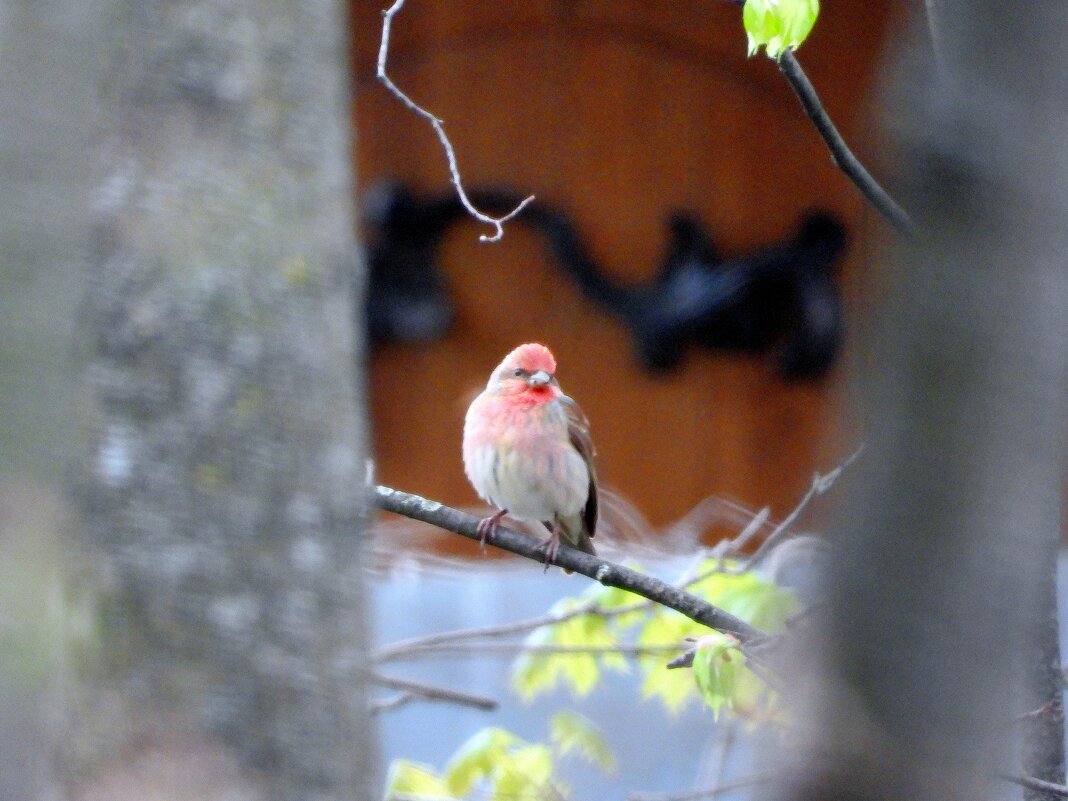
[0,2,105,800]
[71,1,376,800]
[777,4,1068,801]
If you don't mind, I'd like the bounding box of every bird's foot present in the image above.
[539,526,562,573]
[476,508,508,552]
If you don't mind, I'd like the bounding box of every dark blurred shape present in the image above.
[525,203,846,378]
[363,182,455,344]
[768,4,1068,801]
[362,182,846,379]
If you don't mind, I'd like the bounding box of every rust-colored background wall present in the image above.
[351,0,898,541]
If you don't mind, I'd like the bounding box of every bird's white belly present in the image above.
[466,441,588,524]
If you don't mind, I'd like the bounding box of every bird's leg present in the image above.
[539,523,562,573]
[476,508,508,551]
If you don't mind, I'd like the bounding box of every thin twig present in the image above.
[776,51,915,237]
[627,772,771,801]
[373,485,765,642]
[1014,701,1060,724]
[695,717,738,800]
[371,692,416,714]
[377,0,534,242]
[1003,775,1068,799]
[707,505,771,560]
[382,642,686,660]
[734,445,864,573]
[924,0,946,71]
[373,595,646,662]
[370,671,499,711]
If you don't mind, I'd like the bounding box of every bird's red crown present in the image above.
[504,342,557,374]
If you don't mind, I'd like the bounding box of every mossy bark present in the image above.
[77,2,376,799]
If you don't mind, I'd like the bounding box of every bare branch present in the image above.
[924,0,946,70]
[377,0,534,242]
[373,595,650,663]
[369,671,499,711]
[777,51,915,236]
[734,445,864,572]
[627,772,771,801]
[373,485,765,642]
[1003,775,1068,799]
[370,692,416,714]
[382,642,687,660]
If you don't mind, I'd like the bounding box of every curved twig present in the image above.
[377,0,534,242]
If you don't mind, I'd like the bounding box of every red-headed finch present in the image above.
[462,343,597,568]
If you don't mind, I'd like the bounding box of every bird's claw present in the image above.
[539,528,562,573]
[476,509,508,553]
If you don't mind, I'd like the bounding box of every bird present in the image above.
[462,343,597,569]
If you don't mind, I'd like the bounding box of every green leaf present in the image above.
[600,647,630,674]
[693,632,741,717]
[561,652,600,696]
[494,744,553,801]
[637,608,703,655]
[511,624,564,701]
[642,660,698,714]
[443,728,522,796]
[742,0,819,59]
[549,711,617,773]
[688,566,798,634]
[385,759,455,800]
[512,602,617,700]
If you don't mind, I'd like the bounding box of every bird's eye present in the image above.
[512,368,524,377]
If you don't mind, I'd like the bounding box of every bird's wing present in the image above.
[559,393,598,538]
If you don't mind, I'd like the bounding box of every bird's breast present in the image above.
[462,394,587,521]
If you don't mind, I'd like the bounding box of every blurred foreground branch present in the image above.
[772,4,1068,801]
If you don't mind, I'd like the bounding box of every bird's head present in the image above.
[489,342,560,399]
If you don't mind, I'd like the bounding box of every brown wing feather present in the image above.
[559,394,597,538]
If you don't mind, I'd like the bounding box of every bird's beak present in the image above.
[528,370,551,386]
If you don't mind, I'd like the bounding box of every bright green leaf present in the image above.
[443,728,522,796]
[642,660,698,714]
[730,661,770,714]
[511,624,564,701]
[600,647,630,674]
[549,711,617,773]
[512,604,617,700]
[743,0,819,59]
[561,652,600,696]
[385,759,455,800]
[511,651,564,701]
[495,744,553,801]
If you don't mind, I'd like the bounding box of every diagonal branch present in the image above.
[732,444,863,572]
[373,485,765,642]
[377,0,534,242]
[627,772,772,801]
[369,671,499,711]
[777,50,915,236]
[713,0,914,234]
[1003,775,1068,800]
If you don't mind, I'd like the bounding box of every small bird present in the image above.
[463,343,597,568]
